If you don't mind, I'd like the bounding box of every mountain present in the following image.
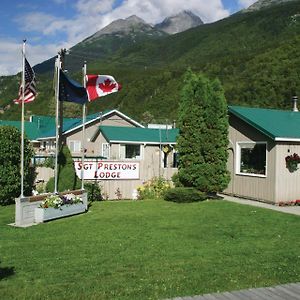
[155,10,203,34]
[2,1,300,122]
[243,0,297,12]
[34,15,166,74]
[35,12,202,74]
[84,15,162,41]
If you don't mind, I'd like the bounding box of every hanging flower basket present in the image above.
[285,153,300,172]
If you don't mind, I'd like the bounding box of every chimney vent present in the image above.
[292,95,298,112]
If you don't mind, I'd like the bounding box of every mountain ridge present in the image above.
[155,10,203,34]
[34,10,202,74]
[84,15,162,43]
[243,0,297,12]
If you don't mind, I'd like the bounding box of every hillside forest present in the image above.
[1,1,300,123]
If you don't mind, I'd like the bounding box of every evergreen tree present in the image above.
[0,126,36,205]
[177,70,230,194]
[46,145,81,192]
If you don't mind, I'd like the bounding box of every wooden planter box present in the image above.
[35,203,86,223]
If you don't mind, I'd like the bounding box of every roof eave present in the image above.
[38,136,55,140]
[108,140,176,145]
[275,137,300,142]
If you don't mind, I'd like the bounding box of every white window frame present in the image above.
[46,140,55,151]
[69,140,81,153]
[236,141,267,178]
[102,143,110,159]
[119,144,143,160]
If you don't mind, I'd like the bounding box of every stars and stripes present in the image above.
[14,58,37,104]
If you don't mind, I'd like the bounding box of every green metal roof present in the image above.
[0,120,41,140]
[30,110,113,139]
[229,106,300,141]
[100,125,179,144]
[0,110,115,140]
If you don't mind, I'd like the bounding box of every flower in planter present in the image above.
[40,193,83,209]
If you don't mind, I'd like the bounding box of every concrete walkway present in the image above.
[167,282,300,300]
[220,194,300,216]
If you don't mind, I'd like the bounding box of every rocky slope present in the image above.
[243,0,297,12]
[155,10,203,34]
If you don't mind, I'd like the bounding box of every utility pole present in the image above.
[58,48,66,149]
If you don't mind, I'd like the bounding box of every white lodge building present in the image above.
[0,109,178,199]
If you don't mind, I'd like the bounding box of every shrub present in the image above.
[164,187,207,203]
[43,156,55,169]
[171,173,184,187]
[84,182,102,202]
[0,126,36,205]
[46,145,81,192]
[137,177,171,200]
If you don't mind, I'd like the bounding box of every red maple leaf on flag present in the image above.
[99,79,116,93]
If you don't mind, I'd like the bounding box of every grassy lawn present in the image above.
[0,199,299,300]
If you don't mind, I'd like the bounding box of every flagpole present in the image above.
[54,54,61,194]
[20,40,26,198]
[81,62,87,190]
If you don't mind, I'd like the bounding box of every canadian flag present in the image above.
[86,75,122,101]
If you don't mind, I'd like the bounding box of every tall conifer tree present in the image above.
[177,70,230,194]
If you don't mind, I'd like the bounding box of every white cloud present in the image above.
[102,0,229,25]
[76,0,115,15]
[1,0,231,76]
[238,0,257,8]
[0,39,70,75]
[0,40,21,75]
[66,0,230,45]
[14,12,60,35]
[18,0,230,42]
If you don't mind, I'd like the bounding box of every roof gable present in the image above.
[37,109,144,139]
[229,106,300,141]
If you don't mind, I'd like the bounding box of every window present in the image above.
[173,152,179,168]
[163,151,168,168]
[69,140,81,153]
[45,141,55,151]
[237,142,266,176]
[102,143,110,159]
[120,144,141,159]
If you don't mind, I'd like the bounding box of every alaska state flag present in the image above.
[59,70,88,105]
[86,75,121,101]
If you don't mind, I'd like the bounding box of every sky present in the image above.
[0,0,257,76]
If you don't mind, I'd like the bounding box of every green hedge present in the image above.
[164,187,207,203]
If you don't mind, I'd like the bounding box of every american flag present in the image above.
[14,58,37,104]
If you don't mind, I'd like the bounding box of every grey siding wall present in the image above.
[93,144,177,199]
[274,142,300,203]
[224,114,276,203]
[65,113,135,157]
